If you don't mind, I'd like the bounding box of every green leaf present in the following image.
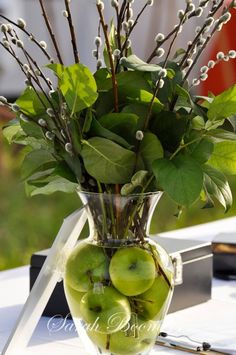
[3,121,24,144]
[151,111,188,152]
[121,55,162,72]
[173,48,186,60]
[207,85,236,120]
[98,113,139,143]
[152,155,203,206]
[121,170,149,195]
[203,164,233,211]
[81,137,135,184]
[48,63,98,115]
[140,132,164,171]
[187,137,214,164]
[21,150,56,180]
[20,117,45,139]
[16,87,48,116]
[89,118,131,149]
[208,141,236,175]
[26,176,78,196]
[207,129,236,141]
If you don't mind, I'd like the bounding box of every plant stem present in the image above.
[64,0,80,63]
[38,0,63,64]
[169,136,205,160]
[96,4,119,112]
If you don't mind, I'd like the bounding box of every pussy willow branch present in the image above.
[64,0,80,63]
[38,0,63,64]
[96,4,119,112]
[0,14,52,61]
[179,0,224,69]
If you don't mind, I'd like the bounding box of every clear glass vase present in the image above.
[64,191,174,355]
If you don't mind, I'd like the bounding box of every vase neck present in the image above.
[78,192,162,246]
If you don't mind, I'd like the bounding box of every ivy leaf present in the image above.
[48,63,98,115]
[121,55,162,72]
[140,132,164,171]
[26,176,78,196]
[207,141,236,175]
[152,155,203,206]
[207,84,236,120]
[81,137,135,184]
[21,150,56,180]
[203,164,233,212]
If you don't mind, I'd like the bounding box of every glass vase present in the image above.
[64,191,174,355]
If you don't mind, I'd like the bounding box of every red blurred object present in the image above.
[200,8,236,96]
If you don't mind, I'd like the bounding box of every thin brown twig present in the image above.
[38,0,63,64]
[96,4,119,112]
[64,0,80,63]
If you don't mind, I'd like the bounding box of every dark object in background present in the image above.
[30,237,212,318]
[212,233,236,280]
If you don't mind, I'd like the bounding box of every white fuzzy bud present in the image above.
[0,24,8,33]
[3,40,10,49]
[0,96,7,104]
[147,0,154,5]
[111,0,119,7]
[94,36,102,47]
[127,0,134,3]
[35,69,41,76]
[65,142,73,153]
[16,40,24,48]
[45,131,55,140]
[46,108,55,117]
[24,79,30,86]
[122,21,129,33]
[208,60,215,68]
[202,26,210,34]
[11,103,20,112]
[233,0,236,8]
[186,58,193,67]
[97,59,103,69]
[128,8,133,18]
[205,17,214,27]
[156,47,165,58]
[126,39,132,48]
[49,90,56,98]
[200,73,208,81]
[92,49,98,57]
[216,23,223,32]
[158,79,165,88]
[17,18,26,29]
[198,37,206,46]
[199,0,209,8]
[136,130,144,141]
[178,10,185,20]
[6,24,13,32]
[38,118,47,127]
[62,10,69,17]
[39,40,47,49]
[128,19,134,28]
[155,33,165,42]
[228,50,236,59]
[223,55,229,62]
[96,1,104,10]
[192,78,200,86]
[113,49,121,57]
[220,12,231,24]
[216,51,224,60]
[187,3,195,12]
[158,68,167,78]
[200,65,208,73]
[23,64,30,72]
[195,7,203,17]
[20,114,28,121]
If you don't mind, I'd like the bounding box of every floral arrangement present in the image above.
[1,0,236,212]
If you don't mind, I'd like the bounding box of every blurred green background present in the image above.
[0,119,236,271]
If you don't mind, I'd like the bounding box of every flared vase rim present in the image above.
[76,188,163,198]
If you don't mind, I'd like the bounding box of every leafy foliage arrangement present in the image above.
[1,0,236,212]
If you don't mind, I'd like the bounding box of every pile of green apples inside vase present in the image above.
[64,191,174,355]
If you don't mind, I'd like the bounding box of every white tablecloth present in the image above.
[1,217,236,355]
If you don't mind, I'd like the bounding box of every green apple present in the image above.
[80,286,131,334]
[65,241,109,292]
[134,274,173,320]
[87,315,159,354]
[109,247,156,296]
[64,281,85,318]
